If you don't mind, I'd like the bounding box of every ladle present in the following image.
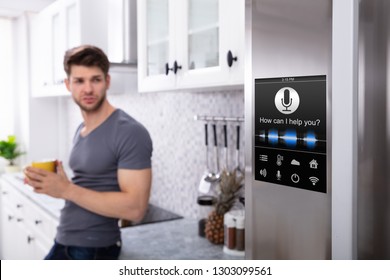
[205,123,221,182]
[198,123,212,192]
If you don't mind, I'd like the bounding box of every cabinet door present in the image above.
[31,0,108,97]
[137,0,176,92]
[108,0,137,64]
[176,0,229,88]
[0,203,15,259]
[65,0,79,49]
[223,0,245,85]
[52,8,66,86]
[0,182,3,259]
[30,8,53,95]
[0,179,56,259]
[31,1,67,97]
[31,233,50,259]
[52,0,80,89]
[0,202,26,260]
[175,0,244,89]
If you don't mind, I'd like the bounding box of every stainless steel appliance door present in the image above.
[357,0,390,259]
[245,0,332,259]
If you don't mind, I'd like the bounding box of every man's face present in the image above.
[65,65,110,113]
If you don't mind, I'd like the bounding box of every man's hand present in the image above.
[24,161,72,199]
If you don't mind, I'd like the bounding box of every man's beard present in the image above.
[74,94,106,113]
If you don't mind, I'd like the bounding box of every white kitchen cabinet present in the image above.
[137,0,244,92]
[0,177,59,260]
[107,0,137,64]
[31,0,108,97]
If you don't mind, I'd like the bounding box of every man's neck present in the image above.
[81,101,116,136]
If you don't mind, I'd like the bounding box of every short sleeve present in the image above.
[115,121,153,170]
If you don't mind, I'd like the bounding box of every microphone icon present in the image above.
[281,89,293,111]
[275,87,299,115]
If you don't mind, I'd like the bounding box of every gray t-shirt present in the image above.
[56,109,153,247]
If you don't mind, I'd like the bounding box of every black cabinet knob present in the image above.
[165,62,170,75]
[27,236,34,244]
[227,50,238,67]
[165,61,182,75]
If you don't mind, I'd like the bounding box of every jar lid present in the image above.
[197,195,216,206]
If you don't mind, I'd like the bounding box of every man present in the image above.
[25,45,153,260]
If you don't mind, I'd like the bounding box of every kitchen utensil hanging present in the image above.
[235,124,243,178]
[223,123,229,172]
[198,123,213,193]
[195,114,244,176]
[211,123,221,182]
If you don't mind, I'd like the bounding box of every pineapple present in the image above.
[205,169,243,244]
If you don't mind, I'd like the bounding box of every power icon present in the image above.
[291,173,300,183]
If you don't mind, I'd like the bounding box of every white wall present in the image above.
[0,18,14,172]
[0,19,14,139]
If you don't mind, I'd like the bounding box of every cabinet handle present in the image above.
[35,220,42,225]
[8,215,14,221]
[227,50,238,67]
[17,218,23,222]
[16,204,23,208]
[165,63,170,75]
[165,61,182,75]
[173,61,182,74]
[2,191,7,195]
[27,236,34,244]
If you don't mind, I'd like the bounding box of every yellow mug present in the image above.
[31,160,57,172]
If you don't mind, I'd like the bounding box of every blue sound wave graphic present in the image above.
[268,129,278,145]
[258,129,318,149]
[282,130,297,147]
[304,131,317,149]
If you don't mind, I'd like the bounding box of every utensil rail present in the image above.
[194,115,244,123]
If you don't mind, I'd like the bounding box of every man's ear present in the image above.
[106,74,111,89]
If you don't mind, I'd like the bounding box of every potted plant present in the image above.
[0,135,24,173]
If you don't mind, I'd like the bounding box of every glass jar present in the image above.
[224,212,236,250]
[235,215,245,251]
[197,195,216,237]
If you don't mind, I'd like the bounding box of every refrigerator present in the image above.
[245,0,390,259]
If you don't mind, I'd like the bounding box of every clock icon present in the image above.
[291,173,300,183]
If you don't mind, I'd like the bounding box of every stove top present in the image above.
[119,204,183,228]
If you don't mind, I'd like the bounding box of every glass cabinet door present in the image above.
[188,0,219,70]
[146,0,169,76]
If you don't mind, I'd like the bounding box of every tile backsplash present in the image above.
[64,86,245,219]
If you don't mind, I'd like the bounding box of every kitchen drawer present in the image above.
[0,176,59,259]
[3,181,58,245]
[24,200,58,244]
[1,182,26,218]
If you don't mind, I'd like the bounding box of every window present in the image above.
[0,18,14,140]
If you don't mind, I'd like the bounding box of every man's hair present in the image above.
[63,45,110,77]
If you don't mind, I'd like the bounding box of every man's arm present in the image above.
[64,168,152,221]
[25,162,152,222]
